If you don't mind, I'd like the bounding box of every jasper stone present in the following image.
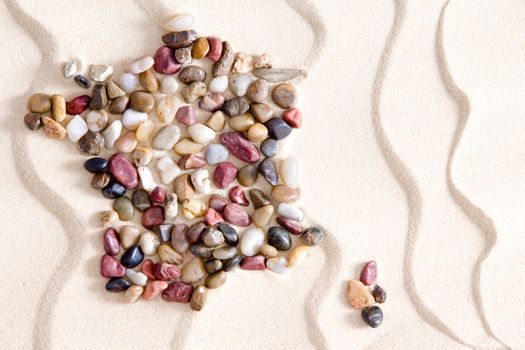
[105,278,131,292]
[113,196,135,221]
[199,93,225,112]
[191,285,208,311]
[219,132,260,163]
[261,138,279,158]
[360,261,377,286]
[103,228,120,256]
[205,259,223,274]
[78,131,104,155]
[272,83,298,109]
[282,107,302,128]
[222,96,249,117]
[120,245,144,268]
[187,222,206,244]
[229,186,249,206]
[179,65,206,84]
[301,226,325,246]
[217,222,239,246]
[276,216,303,235]
[246,79,270,103]
[204,208,223,226]
[192,37,210,59]
[250,103,274,123]
[108,153,138,189]
[162,30,197,49]
[171,224,190,253]
[258,158,278,185]
[347,280,374,309]
[222,255,242,271]
[372,285,387,303]
[240,255,266,270]
[205,271,226,289]
[102,182,126,199]
[141,259,156,280]
[253,68,307,82]
[142,206,165,229]
[223,203,251,227]
[100,254,125,278]
[132,189,151,212]
[271,184,300,203]
[213,161,237,189]
[175,47,192,64]
[153,262,181,281]
[206,36,222,62]
[362,306,383,328]
[266,118,292,140]
[109,96,129,114]
[154,46,181,74]
[190,243,213,259]
[143,280,168,300]
[28,93,51,113]
[212,41,234,76]
[267,227,292,251]
[66,95,90,115]
[84,157,107,173]
[129,91,155,113]
[162,282,193,303]
[89,84,107,110]
[91,172,110,189]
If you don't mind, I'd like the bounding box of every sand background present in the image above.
[0,0,524,349]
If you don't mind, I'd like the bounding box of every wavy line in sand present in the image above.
[4,1,86,349]
[371,0,475,347]
[436,2,509,348]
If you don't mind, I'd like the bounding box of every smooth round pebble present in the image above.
[209,76,228,93]
[288,246,311,267]
[105,278,130,292]
[240,227,264,256]
[121,245,144,268]
[122,109,148,130]
[260,138,279,158]
[163,13,194,31]
[118,73,140,93]
[205,144,229,165]
[125,269,148,287]
[132,189,152,212]
[280,157,299,187]
[222,255,242,271]
[272,83,298,109]
[229,74,252,96]
[191,285,208,311]
[301,226,325,246]
[212,246,237,260]
[181,258,206,284]
[217,222,239,246]
[161,76,179,94]
[267,226,292,251]
[128,56,154,74]
[188,123,215,144]
[205,271,226,289]
[362,306,383,328]
[277,203,304,221]
[139,231,160,255]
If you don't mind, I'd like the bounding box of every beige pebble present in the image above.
[156,95,181,124]
[250,103,274,123]
[271,185,300,203]
[136,119,156,142]
[229,113,255,132]
[259,244,278,258]
[42,116,66,139]
[232,52,254,73]
[51,94,66,122]
[132,146,153,167]
[252,204,274,228]
[247,123,268,142]
[190,285,208,311]
[124,285,144,304]
[28,93,51,113]
[205,271,226,289]
[120,225,141,249]
[347,280,375,309]
[173,174,195,202]
[288,245,311,267]
[106,80,126,99]
[205,111,226,131]
[139,69,159,93]
[100,210,119,227]
[182,198,206,219]
[181,258,206,283]
[114,131,138,153]
[173,138,204,155]
[253,53,273,69]
[157,244,184,264]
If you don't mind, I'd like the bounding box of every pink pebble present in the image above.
[141,259,156,280]
[219,132,260,163]
[282,107,302,128]
[213,161,238,189]
[100,255,125,278]
[150,186,166,204]
[360,261,377,286]
[142,206,165,229]
[108,153,139,189]
[240,255,266,270]
[162,282,193,303]
[276,216,303,235]
[223,203,251,227]
[208,194,228,212]
[204,208,224,226]
[229,186,249,206]
[206,36,222,62]
[178,154,206,170]
[153,262,181,281]
[175,105,197,126]
[153,46,181,74]
[143,280,168,300]
[103,228,120,256]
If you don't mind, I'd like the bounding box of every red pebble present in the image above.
[108,153,138,189]
[66,95,90,115]
[153,46,181,74]
[100,255,125,278]
[175,105,197,126]
[178,154,206,170]
[213,161,238,189]
[150,186,166,204]
[219,132,260,163]
[103,228,120,255]
[229,186,249,206]
[143,280,168,300]
[186,221,207,243]
[360,261,377,286]
[282,107,302,128]
[142,206,165,229]
[276,216,303,235]
[162,282,193,303]
[206,36,222,62]
[223,203,251,227]
[240,255,266,270]
[208,194,228,212]
[204,208,224,226]
[141,259,156,280]
[153,262,181,281]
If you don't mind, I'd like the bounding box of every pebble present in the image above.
[90,64,113,82]
[162,30,197,49]
[151,125,181,150]
[212,41,234,76]
[254,53,273,69]
[162,282,193,303]
[347,280,375,309]
[282,107,302,128]
[102,182,126,199]
[175,105,197,126]
[205,144,228,165]
[200,227,224,248]
[101,254,126,278]
[132,189,151,212]
[178,154,206,170]
[74,74,90,88]
[203,208,222,225]
[143,280,168,300]
[51,94,66,122]
[120,225,141,249]
[126,269,148,287]
[199,93,225,112]
[66,95,90,115]
[103,228,120,256]
[77,131,104,155]
[150,186,166,204]
[113,196,135,221]
[266,118,292,140]
[156,155,181,184]
[179,65,207,84]
[137,71,156,92]
[246,79,270,103]
[222,255,242,271]
[124,285,144,303]
[301,226,324,246]
[153,223,174,242]
[206,36,222,62]
[173,174,194,202]
[92,172,110,190]
[258,158,278,185]
[175,47,192,64]
[109,96,129,114]
[182,198,206,219]
[192,37,210,59]
[86,110,108,132]
[105,278,131,292]
[157,95,182,124]
[249,189,271,208]
[136,119,156,142]
[64,60,78,78]
[174,138,204,155]
[237,165,258,187]
[222,96,249,117]
[271,184,300,203]
[232,52,254,73]
[153,46,181,74]
[129,91,155,112]
[206,111,226,131]
[157,244,184,265]
[191,285,208,311]
[372,285,387,303]
[205,271,226,289]
[288,246,310,267]
[260,138,279,158]
[164,194,179,220]
[140,231,160,255]
[171,224,190,253]
[276,216,303,235]
[118,73,140,94]
[190,243,213,259]
[229,113,255,132]
[108,153,138,189]
[209,195,228,213]
[66,115,88,142]
[42,116,66,139]
[251,103,274,123]
[252,204,274,228]
[128,56,154,74]
[142,206,165,229]
[217,222,239,245]
[161,76,179,94]
[107,80,126,99]
[253,68,307,82]
[121,245,144,268]
[138,166,158,191]
[153,262,181,281]
[191,169,211,194]
[223,203,251,227]
[280,157,299,187]
[272,83,298,109]
[83,156,107,174]
[266,256,290,274]
[240,227,265,256]
[259,244,278,258]
[360,261,377,286]
[240,255,266,270]
[229,74,252,96]
[181,258,206,284]
[205,259,223,274]
[188,123,215,144]
[163,13,194,31]
[219,132,260,163]
[268,227,292,251]
[278,203,304,221]
[102,120,123,149]
[213,161,237,189]
[229,186,248,206]
[181,81,207,103]
[141,260,155,279]
[362,306,383,328]
[122,109,148,130]
[212,246,237,260]
[209,76,228,93]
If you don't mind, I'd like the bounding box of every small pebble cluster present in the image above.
[347,261,387,328]
[23,13,323,310]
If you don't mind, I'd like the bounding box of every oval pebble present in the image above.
[121,245,144,268]
[201,227,225,247]
[105,278,131,292]
[205,271,226,289]
[113,196,135,221]
[217,222,239,246]
[237,165,258,187]
[188,123,215,144]
[362,306,383,328]
[23,112,42,131]
[266,118,292,140]
[240,255,266,270]
[213,161,237,189]
[118,73,140,93]
[124,285,144,304]
[139,231,160,255]
[125,269,148,287]
[212,246,237,260]
[128,56,154,74]
[205,144,229,165]
[229,74,252,96]
[152,125,181,150]
[301,226,324,246]
[191,285,208,311]
[240,227,264,256]
[267,227,292,251]
[271,83,298,108]
[260,138,279,158]
[277,203,304,221]
[161,76,179,94]
[181,258,206,284]
[103,228,120,256]
[209,76,228,93]
[108,153,138,189]
[288,246,310,267]
[258,158,278,186]
[360,261,377,286]
[280,157,299,187]
[163,13,195,31]
[132,189,151,212]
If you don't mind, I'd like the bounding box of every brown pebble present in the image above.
[250,103,274,123]
[347,280,374,309]
[91,172,111,189]
[129,91,155,113]
[372,285,387,303]
[271,83,298,109]
[42,116,66,139]
[237,165,258,187]
[190,285,208,311]
[205,271,226,289]
[246,79,270,103]
[192,37,210,59]
[206,111,226,131]
[77,131,105,155]
[139,70,159,93]
[173,174,194,202]
[109,96,129,114]
[51,94,66,122]
[259,244,278,258]
[271,184,300,203]
[28,93,51,113]
[249,189,271,209]
[24,112,41,130]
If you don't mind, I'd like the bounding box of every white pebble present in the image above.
[266,256,290,274]
[205,143,229,165]
[280,157,299,187]
[165,193,178,220]
[102,120,122,149]
[139,231,160,256]
[188,123,215,144]
[90,64,113,82]
[125,269,148,287]
[86,110,108,132]
[122,109,148,130]
[127,56,154,74]
[209,76,228,93]
[277,203,304,221]
[118,73,140,93]
[64,60,78,78]
[66,115,88,142]
[137,166,158,191]
[240,228,265,257]
[120,225,141,249]
[190,169,211,194]
[163,13,195,31]
[161,76,179,94]
[156,156,181,184]
[229,74,253,96]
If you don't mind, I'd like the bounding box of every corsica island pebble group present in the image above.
[23,13,323,311]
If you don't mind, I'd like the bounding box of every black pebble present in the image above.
[267,226,292,251]
[105,278,131,292]
[84,157,108,173]
[361,306,383,328]
[222,255,242,271]
[265,118,292,140]
[218,222,239,246]
[120,245,144,268]
[74,74,91,89]
[102,182,126,199]
[190,244,213,259]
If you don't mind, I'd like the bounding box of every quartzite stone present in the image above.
[77,131,104,155]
